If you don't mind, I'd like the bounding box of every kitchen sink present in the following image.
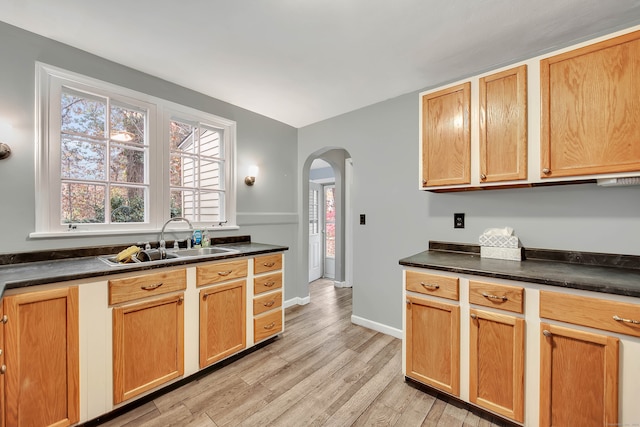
[174,247,238,257]
[98,246,238,266]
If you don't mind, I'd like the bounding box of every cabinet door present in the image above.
[469,309,524,423]
[113,293,184,404]
[421,82,471,187]
[479,65,527,183]
[405,295,460,395]
[540,323,619,427]
[199,280,246,368]
[541,30,640,178]
[4,287,79,427]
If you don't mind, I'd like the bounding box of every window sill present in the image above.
[29,225,240,239]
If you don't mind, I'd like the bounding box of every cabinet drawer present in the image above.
[469,280,524,313]
[540,290,640,338]
[109,269,186,305]
[254,291,282,316]
[254,253,282,274]
[254,309,283,342]
[196,259,248,286]
[254,273,283,295]
[405,271,459,301]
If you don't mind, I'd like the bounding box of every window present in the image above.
[34,63,236,236]
[169,118,226,223]
[59,88,149,225]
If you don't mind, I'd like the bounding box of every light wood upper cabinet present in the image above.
[405,295,460,396]
[539,323,619,427]
[3,287,79,427]
[199,280,246,368]
[421,82,471,187]
[541,30,640,179]
[112,293,184,404]
[469,309,524,423]
[479,65,527,183]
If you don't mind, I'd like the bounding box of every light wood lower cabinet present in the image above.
[539,322,619,427]
[112,293,185,404]
[469,309,524,423]
[3,287,79,427]
[199,280,246,368]
[405,295,460,396]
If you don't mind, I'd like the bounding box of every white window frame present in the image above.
[33,63,237,237]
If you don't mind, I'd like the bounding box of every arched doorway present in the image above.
[302,148,353,298]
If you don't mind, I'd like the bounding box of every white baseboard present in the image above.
[333,280,352,288]
[351,315,403,339]
[284,296,310,308]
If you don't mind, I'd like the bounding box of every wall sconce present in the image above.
[0,143,10,160]
[245,165,259,186]
[0,121,11,160]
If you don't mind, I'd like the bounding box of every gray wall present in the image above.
[0,22,301,301]
[298,89,640,332]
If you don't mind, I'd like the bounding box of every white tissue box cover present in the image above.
[481,246,523,261]
[479,234,520,248]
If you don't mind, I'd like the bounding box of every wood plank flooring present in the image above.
[100,279,510,427]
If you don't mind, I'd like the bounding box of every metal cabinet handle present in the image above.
[542,329,552,337]
[264,322,276,330]
[178,296,184,305]
[480,173,487,181]
[1,315,7,324]
[406,299,412,305]
[613,315,640,325]
[217,270,233,276]
[263,262,276,268]
[542,168,551,175]
[0,365,5,374]
[470,313,478,319]
[422,179,427,186]
[141,283,163,291]
[263,281,275,287]
[482,292,508,301]
[420,282,440,290]
[264,300,276,307]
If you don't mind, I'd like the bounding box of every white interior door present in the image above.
[309,182,323,282]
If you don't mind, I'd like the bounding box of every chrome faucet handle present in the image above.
[159,239,166,249]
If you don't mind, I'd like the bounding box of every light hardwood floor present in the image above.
[100,279,510,427]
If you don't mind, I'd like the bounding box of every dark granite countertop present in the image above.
[399,242,640,298]
[0,240,288,297]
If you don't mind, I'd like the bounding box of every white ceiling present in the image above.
[2,0,640,128]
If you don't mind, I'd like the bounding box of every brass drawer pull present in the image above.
[217,270,233,276]
[613,315,640,325]
[264,322,276,330]
[420,282,440,290]
[470,313,478,319]
[263,281,275,287]
[542,329,552,337]
[406,299,411,305]
[263,262,276,268]
[141,283,163,291]
[178,296,184,305]
[264,300,275,307]
[1,315,7,324]
[482,292,508,301]
[0,365,5,375]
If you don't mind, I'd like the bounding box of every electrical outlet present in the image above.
[360,214,366,225]
[454,213,465,229]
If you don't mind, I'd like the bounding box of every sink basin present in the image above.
[98,252,180,266]
[174,247,238,257]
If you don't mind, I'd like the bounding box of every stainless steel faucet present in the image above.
[159,217,193,249]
